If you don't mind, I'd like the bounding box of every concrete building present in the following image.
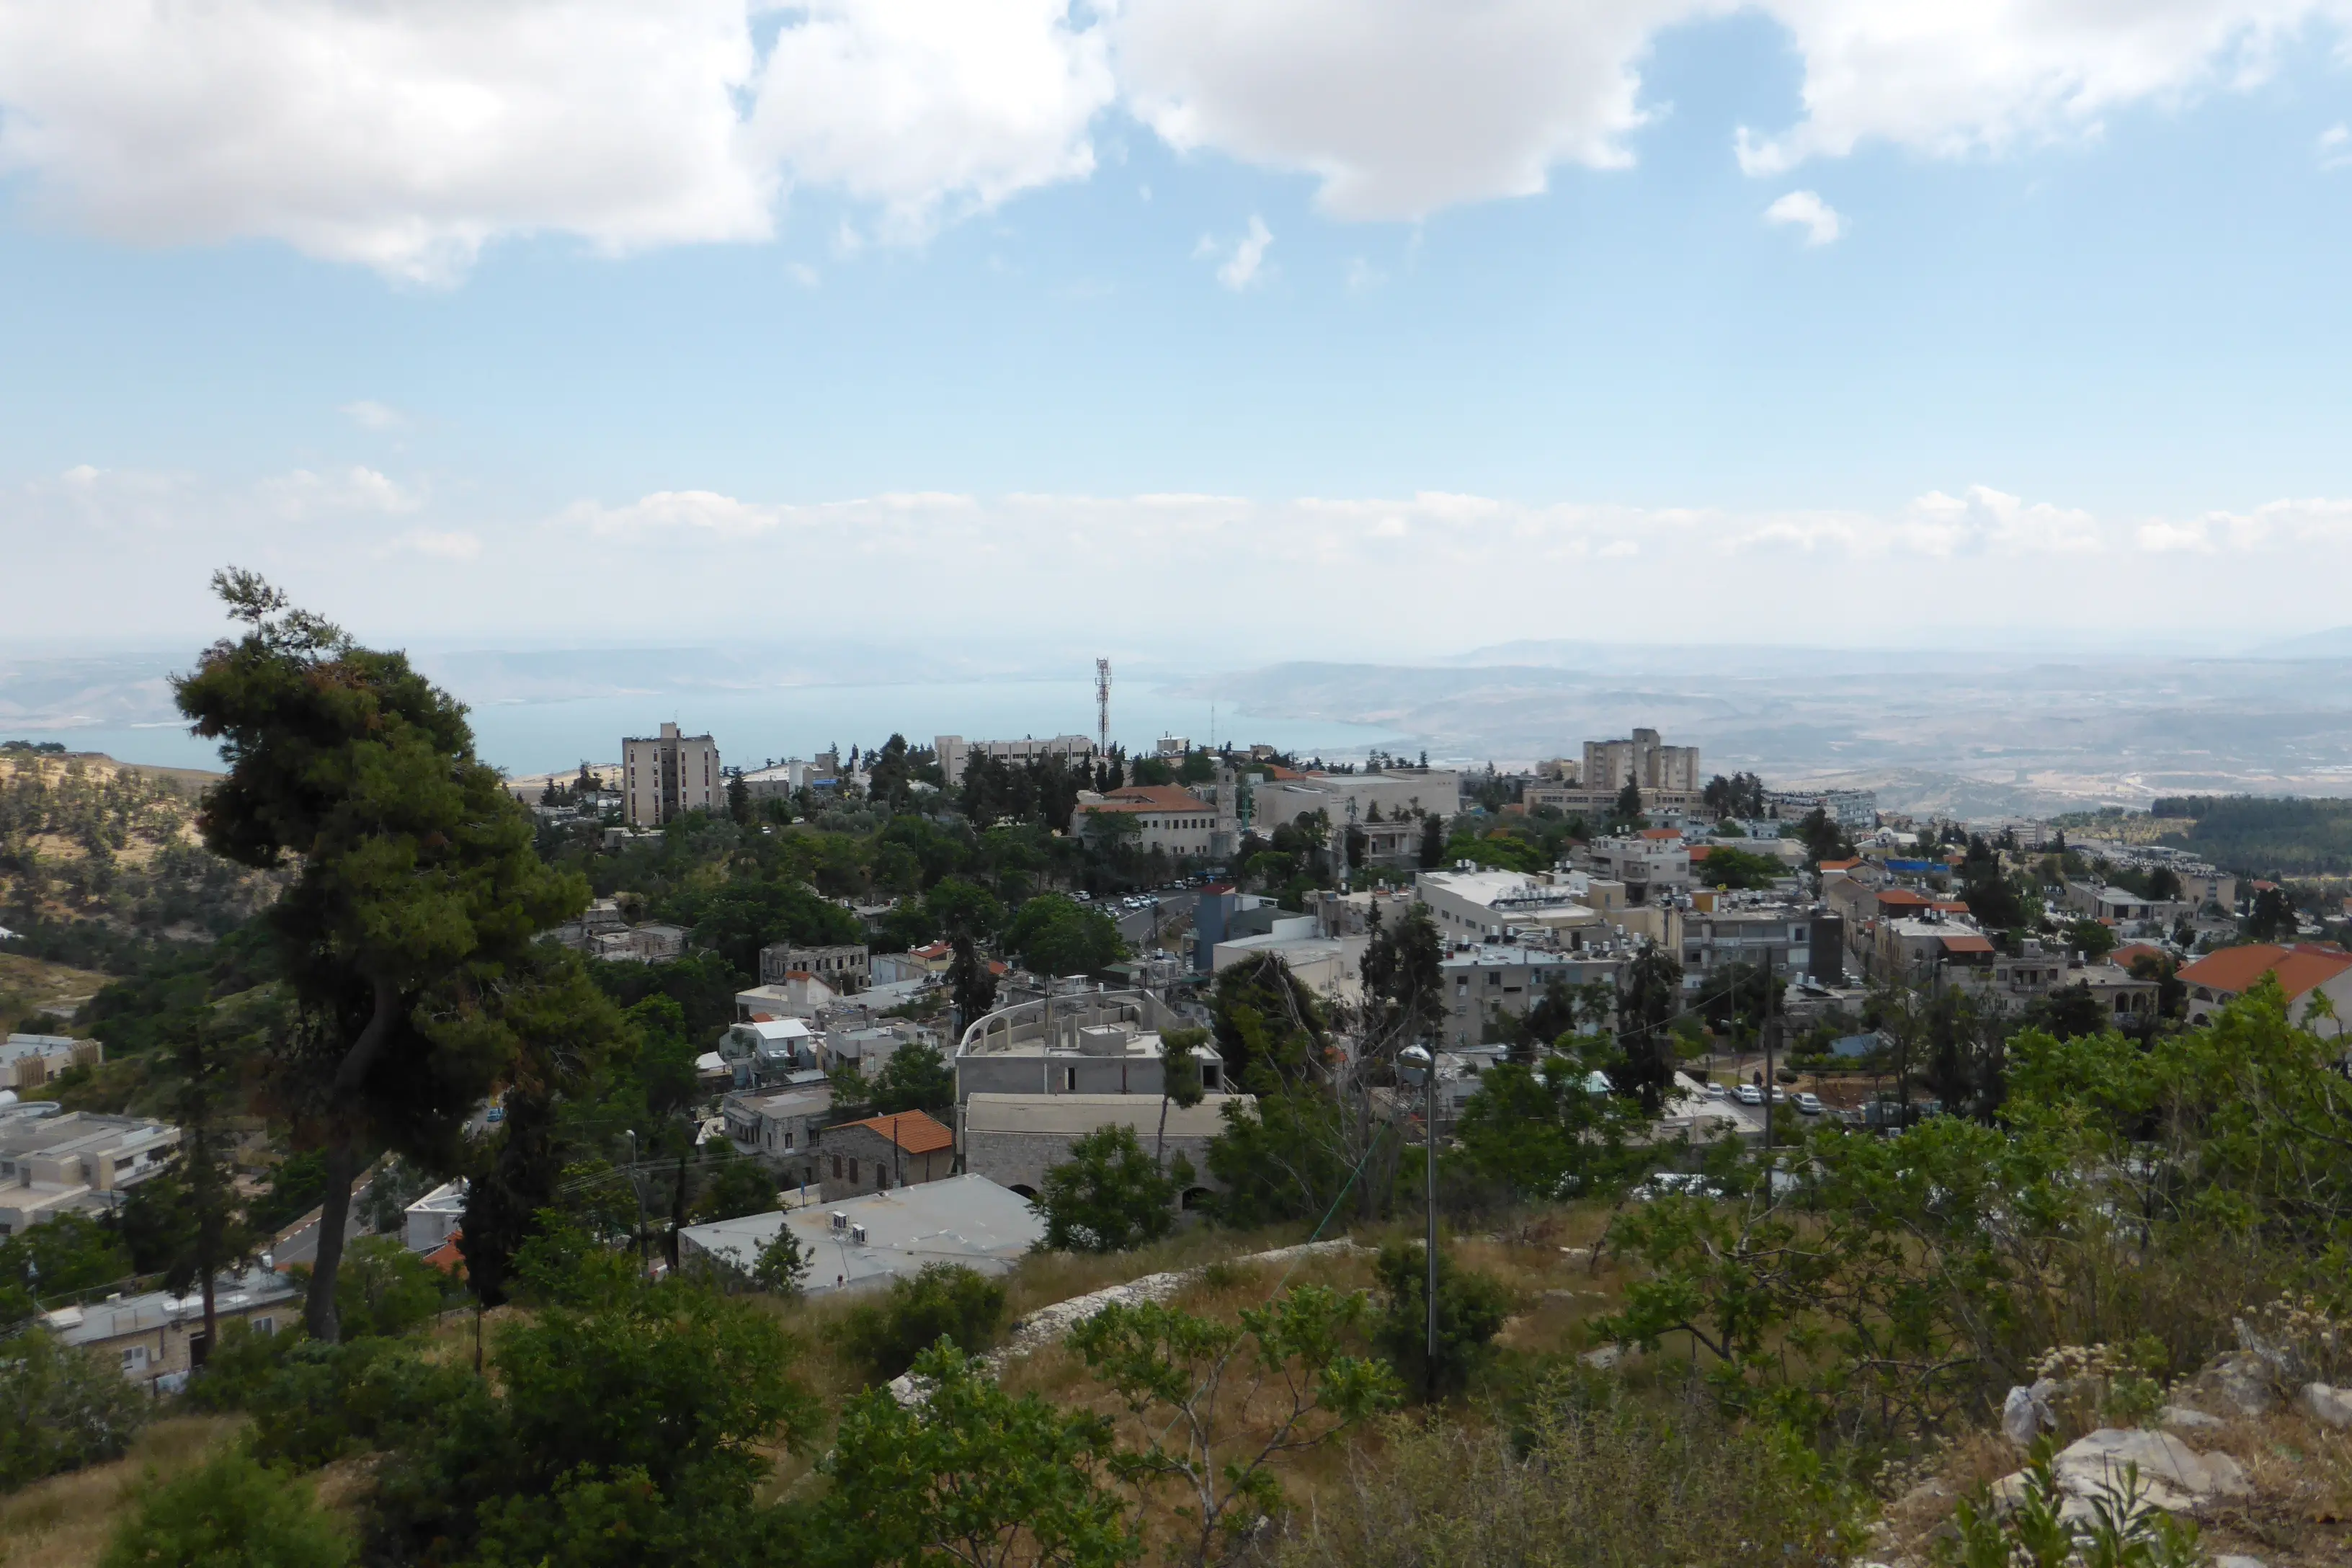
[1074,784,1225,860]
[590,923,688,963]
[1764,789,1879,832]
[1586,830,1694,904]
[935,734,1097,790]
[2177,943,2352,1028]
[954,990,1225,1102]
[1415,869,1606,945]
[722,1084,834,1185]
[1583,729,1701,796]
[677,1174,1044,1295]
[47,1265,300,1386]
[758,942,868,993]
[1439,943,1623,1051]
[0,1110,180,1234]
[623,721,721,828]
[1245,768,1459,842]
[1,1034,101,1092]
[819,1110,956,1201]
[1678,901,1822,984]
[402,1180,468,1252]
[960,1092,1243,1204]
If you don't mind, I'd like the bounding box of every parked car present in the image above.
[1629,1172,1725,1202]
[1734,1083,1764,1105]
[1794,1092,1825,1116]
[1704,1082,1728,1099]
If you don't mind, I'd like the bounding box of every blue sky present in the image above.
[4,1,2352,659]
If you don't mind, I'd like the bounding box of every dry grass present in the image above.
[0,953,110,1025]
[0,1417,244,1568]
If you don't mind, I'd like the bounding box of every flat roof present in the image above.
[48,1267,298,1347]
[678,1174,1044,1293]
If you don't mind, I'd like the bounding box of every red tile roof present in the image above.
[1817,858,1862,870]
[1940,935,1995,955]
[2177,943,2352,999]
[2111,943,2168,970]
[1876,888,1933,909]
[1639,827,1681,839]
[830,1109,956,1155]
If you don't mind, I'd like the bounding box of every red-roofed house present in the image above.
[819,1110,957,1202]
[1074,785,1223,859]
[2178,943,2352,1028]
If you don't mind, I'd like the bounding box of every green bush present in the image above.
[334,1235,450,1339]
[1035,1123,1184,1254]
[100,1447,351,1568]
[1371,1243,1515,1402]
[0,1327,150,1491]
[837,1264,1007,1383]
[188,1329,473,1471]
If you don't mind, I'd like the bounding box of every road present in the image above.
[269,1175,376,1268]
[1112,889,1196,949]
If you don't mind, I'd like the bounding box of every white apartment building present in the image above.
[1585,830,1694,903]
[1415,869,1606,945]
[1438,943,1623,1051]
[1763,788,1879,832]
[1584,729,1701,795]
[0,1110,181,1234]
[1247,768,1459,839]
[935,734,1097,789]
[623,722,721,827]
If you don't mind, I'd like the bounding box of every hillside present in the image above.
[0,745,276,963]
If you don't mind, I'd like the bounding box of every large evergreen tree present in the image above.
[175,570,591,1339]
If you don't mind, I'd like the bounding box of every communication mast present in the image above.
[1095,658,1112,760]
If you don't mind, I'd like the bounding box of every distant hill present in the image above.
[2253,625,2352,658]
[2147,793,2352,878]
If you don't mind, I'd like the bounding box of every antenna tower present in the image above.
[1095,658,1112,760]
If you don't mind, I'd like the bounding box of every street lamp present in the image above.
[1397,1042,1439,1381]
[623,1129,646,1273]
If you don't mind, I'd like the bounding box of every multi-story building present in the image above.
[622,721,721,827]
[1678,900,1822,986]
[758,942,869,993]
[1245,768,1459,843]
[953,991,1225,1102]
[48,1265,300,1386]
[1583,729,1701,796]
[1074,783,1226,860]
[0,1033,101,1092]
[1763,788,1879,832]
[1438,943,1623,1051]
[0,1110,181,1234]
[722,1084,834,1187]
[1415,868,1610,945]
[1585,830,1694,904]
[2176,943,2352,1028]
[934,734,1096,789]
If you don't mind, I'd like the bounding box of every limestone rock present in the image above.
[2191,1350,2278,1416]
[2302,1381,2352,1429]
[2214,1556,2268,1568]
[1992,1426,2248,1524]
[1580,1343,1622,1370]
[2001,1384,2056,1448]
[2157,1404,2221,1432]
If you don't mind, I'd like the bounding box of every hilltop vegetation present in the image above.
[0,742,278,965]
[2151,793,2352,878]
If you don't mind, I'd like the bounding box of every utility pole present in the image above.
[1762,963,1777,1159]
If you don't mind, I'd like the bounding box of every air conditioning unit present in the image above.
[829,1211,847,1231]
[850,1224,868,1245]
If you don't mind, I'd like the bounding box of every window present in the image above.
[115,1155,136,1172]
[120,1345,148,1370]
[832,1154,843,1178]
[849,1159,860,1184]
[252,1317,275,1336]
[1063,1066,1077,1092]
[783,1129,794,1150]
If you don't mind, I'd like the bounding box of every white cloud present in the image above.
[396,529,483,561]
[1734,1,2350,176]
[1763,189,1843,245]
[1204,215,1274,290]
[259,466,422,520]
[1113,0,1685,220]
[340,400,406,431]
[0,2,2346,275]
[747,0,1113,241]
[2322,122,2352,169]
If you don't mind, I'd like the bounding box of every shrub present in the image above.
[187,1329,473,1471]
[0,1328,149,1491]
[100,1447,350,1568]
[837,1264,1007,1383]
[1035,1124,1184,1254]
[334,1235,450,1339]
[1371,1243,1515,1402]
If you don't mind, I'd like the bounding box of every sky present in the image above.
[5,1,2352,662]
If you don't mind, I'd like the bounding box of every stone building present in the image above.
[819,1110,955,1202]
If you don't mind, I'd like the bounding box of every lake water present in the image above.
[5,671,1407,778]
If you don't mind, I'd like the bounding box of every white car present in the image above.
[1734,1083,1764,1106]
[1794,1092,1825,1116]
[1704,1082,1728,1100]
